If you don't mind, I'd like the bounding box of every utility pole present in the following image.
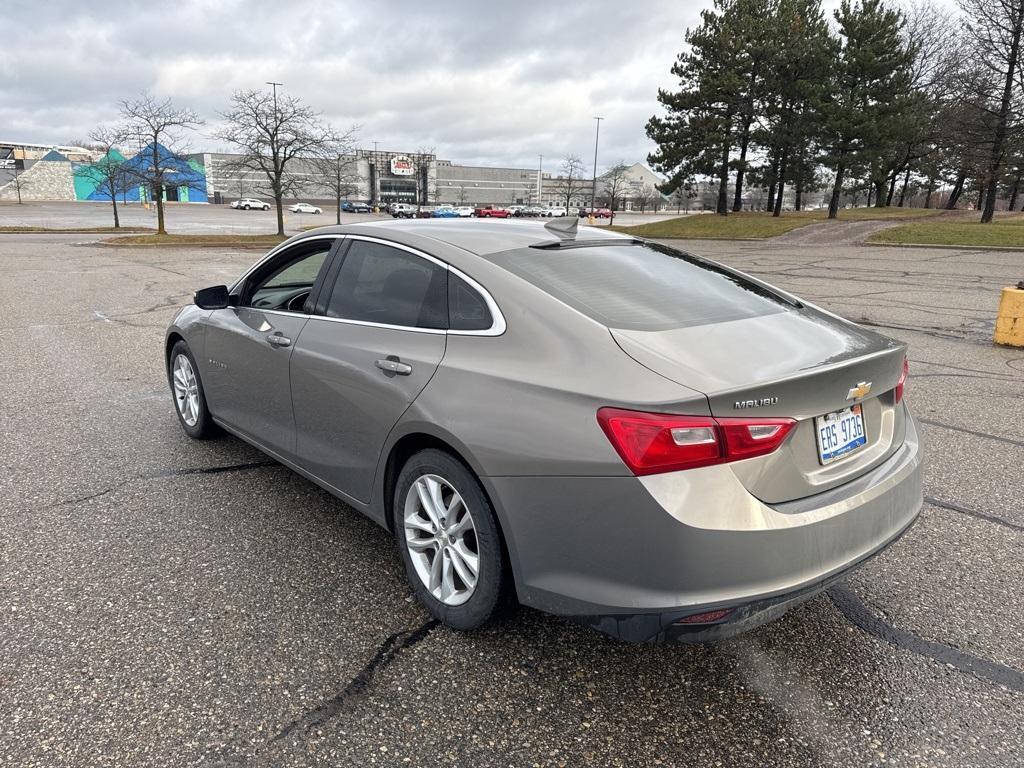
[590,117,603,213]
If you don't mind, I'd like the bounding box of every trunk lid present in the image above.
[611,308,908,503]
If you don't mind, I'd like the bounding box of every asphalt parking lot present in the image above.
[1,216,1022,766]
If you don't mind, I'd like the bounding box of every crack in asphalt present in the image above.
[925,495,1024,533]
[918,418,1024,449]
[150,460,279,478]
[827,584,1024,693]
[46,460,278,509]
[855,318,989,344]
[270,619,441,745]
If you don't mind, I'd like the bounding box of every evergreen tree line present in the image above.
[647,0,1024,223]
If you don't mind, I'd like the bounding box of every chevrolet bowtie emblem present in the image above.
[847,382,872,400]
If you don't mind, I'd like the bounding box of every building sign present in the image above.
[390,155,414,176]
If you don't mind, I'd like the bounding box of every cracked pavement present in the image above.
[1,216,1022,767]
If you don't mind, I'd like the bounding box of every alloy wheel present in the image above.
[171,353,200,427]
[403,474,480,606]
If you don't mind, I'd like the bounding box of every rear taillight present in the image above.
[895,357,909,403]
[597,407,796,476]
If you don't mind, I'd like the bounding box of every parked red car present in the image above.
[474,206,511,218]
[579,207,614,219]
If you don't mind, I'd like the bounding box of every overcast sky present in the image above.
[1,0,956,174]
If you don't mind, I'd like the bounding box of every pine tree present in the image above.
[647,0,749,215]
[820,0,916,219]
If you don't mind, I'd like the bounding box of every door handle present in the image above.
[267,333,292,348]
[375,357,413,375]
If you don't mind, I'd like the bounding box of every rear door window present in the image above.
[325,240,448,329]
[486,242,791,331]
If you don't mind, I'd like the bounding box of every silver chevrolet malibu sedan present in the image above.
[165,219,922,643]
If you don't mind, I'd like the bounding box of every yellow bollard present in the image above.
[993,284,1024,347]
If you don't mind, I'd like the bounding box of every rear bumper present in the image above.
[485,412,923,643]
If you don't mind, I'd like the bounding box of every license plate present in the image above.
[814,404,867,465]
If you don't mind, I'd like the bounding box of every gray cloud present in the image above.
[1,0,700,172]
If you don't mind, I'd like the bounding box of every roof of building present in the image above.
[40,149,69,162]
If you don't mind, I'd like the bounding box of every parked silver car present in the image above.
[165,219,922,642]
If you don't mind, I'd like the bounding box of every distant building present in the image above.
[0,136,672,210]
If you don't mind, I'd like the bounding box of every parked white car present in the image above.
[541,205,567,217]
[389,203,418,218]
[230,198,270,211]
[453,206,474,218]
[289,202,322,214]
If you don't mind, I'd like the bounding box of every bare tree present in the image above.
[412,147,435,207]
[310,127,360,224]
[217,87,337,236]
[958,0,1024,222]
[597,162,631,223]
[552,154,587,213]
[7,160,29,204]
[457,185,468,204]
[81,125,130,228]
[120,94,202,235]
[638,183,661,213]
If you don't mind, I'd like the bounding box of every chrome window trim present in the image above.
[230,234,344,294]
[226,232,506,336]
[323,234,506,337]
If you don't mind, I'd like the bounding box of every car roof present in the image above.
[289,218,632,256]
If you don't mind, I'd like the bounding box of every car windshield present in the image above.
[485,242,792,331]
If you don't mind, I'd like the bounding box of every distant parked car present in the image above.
[340,200,372,213]
[231,198,270,211]
[579,207,613,219]
[453,206,475,218]
[519,206,544,217]
[431,206,460,218]
[415,207,435,219]
[541,205,567,217]
[289,202,322,215]
[474,206,510,218]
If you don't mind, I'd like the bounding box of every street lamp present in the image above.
[266,81,282,113]
[590,117,603,214]
[538,154,543,204]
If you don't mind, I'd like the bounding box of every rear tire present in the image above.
[393,449,512,631]
[168,340,218,439]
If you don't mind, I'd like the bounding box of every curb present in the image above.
[867,239,1024,251]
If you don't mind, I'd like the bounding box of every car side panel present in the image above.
[401,281,707,478]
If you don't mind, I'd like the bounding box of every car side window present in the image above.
[245,243,332,313]
[448,273,493,331]
[325,240,448,329]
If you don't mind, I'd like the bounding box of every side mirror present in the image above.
[194,285,232,310]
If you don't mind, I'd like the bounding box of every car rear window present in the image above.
[486,242,791,331]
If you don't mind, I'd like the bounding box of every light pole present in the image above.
[590,117,603,214]
[266,81,282,113]
[537,154,543,204]
[370,141,379,207]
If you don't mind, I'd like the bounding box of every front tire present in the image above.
[394,449,512,630]
[168,340,218,439]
